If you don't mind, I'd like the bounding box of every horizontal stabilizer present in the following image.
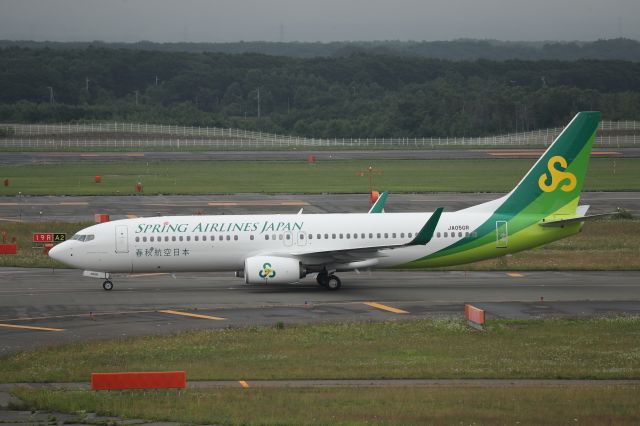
[539,211,620,227]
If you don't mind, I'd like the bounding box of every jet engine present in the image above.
[244,256,305,284]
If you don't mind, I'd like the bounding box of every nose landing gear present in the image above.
[102,280,114,291]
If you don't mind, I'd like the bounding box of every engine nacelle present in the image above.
[244,256,305,284]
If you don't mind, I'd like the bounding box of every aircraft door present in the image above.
[296,231,307,246]
[495,221,508,248]
[115,225,129,253]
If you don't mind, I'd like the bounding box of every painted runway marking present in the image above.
[159,309,226,321]
[363,302,409,314]
[507,272,524,277]
[239,380,250,388]
[0,323,64,332]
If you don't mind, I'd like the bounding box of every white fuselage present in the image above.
[49,207,496,275]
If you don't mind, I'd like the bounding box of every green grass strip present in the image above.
[2,317,640,383]
[0,158,638,195]
[13,385,640,425]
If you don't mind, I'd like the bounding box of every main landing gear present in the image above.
[102,280,114,291]
[316,272,341,290]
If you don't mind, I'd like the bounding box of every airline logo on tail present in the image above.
[538,155,577,193]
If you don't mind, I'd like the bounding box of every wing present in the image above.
[265,208,443,271]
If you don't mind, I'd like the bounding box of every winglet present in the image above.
[368,191,389,214]
[407,208,443,246]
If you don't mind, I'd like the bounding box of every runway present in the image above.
[1,191,637,222]
[0,268,638,353]
[1,148,638,164]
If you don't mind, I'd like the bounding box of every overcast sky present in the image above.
[1,0,639,43]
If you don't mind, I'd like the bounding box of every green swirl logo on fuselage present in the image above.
[538,155,577,193]
[259,263,276,279]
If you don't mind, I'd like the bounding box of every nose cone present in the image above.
[48,242,67,263]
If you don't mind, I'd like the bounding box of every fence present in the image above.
[0,121,638,149]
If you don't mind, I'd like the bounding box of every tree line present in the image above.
[1,46,639,138]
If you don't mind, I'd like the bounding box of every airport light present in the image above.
[357,166,383,196]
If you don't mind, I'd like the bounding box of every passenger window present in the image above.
[332,234,336,239]
[226,235,230,241]
[437,232,441,238]
[250,235,254,240]
[444,232,448,237]
[135,237,140,242]
[377,233,381,238]
[143,236,147,242]
[300,234,305,239]
[219,235,223,241]
[265,235,269,240]
[202,236,207,241]
[150,236,154,242]
[308,234,312,239]
[234,235,238,241]
[317,234,322,239]
[165,236,169,242]
[408,233,413,238]
[172,236,176,242]
[384,233,388,238]
[339,234,343,239]
[353,233,357,239]
[286,234,291,240]
[346,234,350,239]
[458,232,463,237]
[400,233,405,238]
[179,236,183,242]
[186,236,191,241]
[369,233,373,238]
[325,234,329,239]
[392,233,396,238]
[278,234,282,240]
[195,236,199,241]
[361,233,365,239]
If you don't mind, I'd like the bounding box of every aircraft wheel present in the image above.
[102,280,114,291]
[326,275,341,290]
[316,273,329,287]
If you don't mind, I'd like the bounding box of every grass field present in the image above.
[12,385,640,425]
[1,219,638,269]
[0,158,638,195]
[2,317,639,383]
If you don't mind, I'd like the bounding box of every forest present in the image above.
[1,43,639,138]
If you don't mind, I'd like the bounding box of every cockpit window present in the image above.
[71,234,94,242]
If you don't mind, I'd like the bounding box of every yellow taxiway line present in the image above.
[0,323,64,332]
[363,302,409,314]
[507,272,524,278]
[159,309,226,321]
[239,380,250,388]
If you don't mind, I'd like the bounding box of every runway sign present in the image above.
[464,304,485,330]
[32,233,66,243]
[91,371,186,390]
[0,243,17,254]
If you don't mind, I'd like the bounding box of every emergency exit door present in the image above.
[496,221,508,248]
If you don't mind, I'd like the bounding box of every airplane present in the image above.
[49,112,608,291]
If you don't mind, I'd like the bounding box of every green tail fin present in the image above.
[499,111,600,217]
